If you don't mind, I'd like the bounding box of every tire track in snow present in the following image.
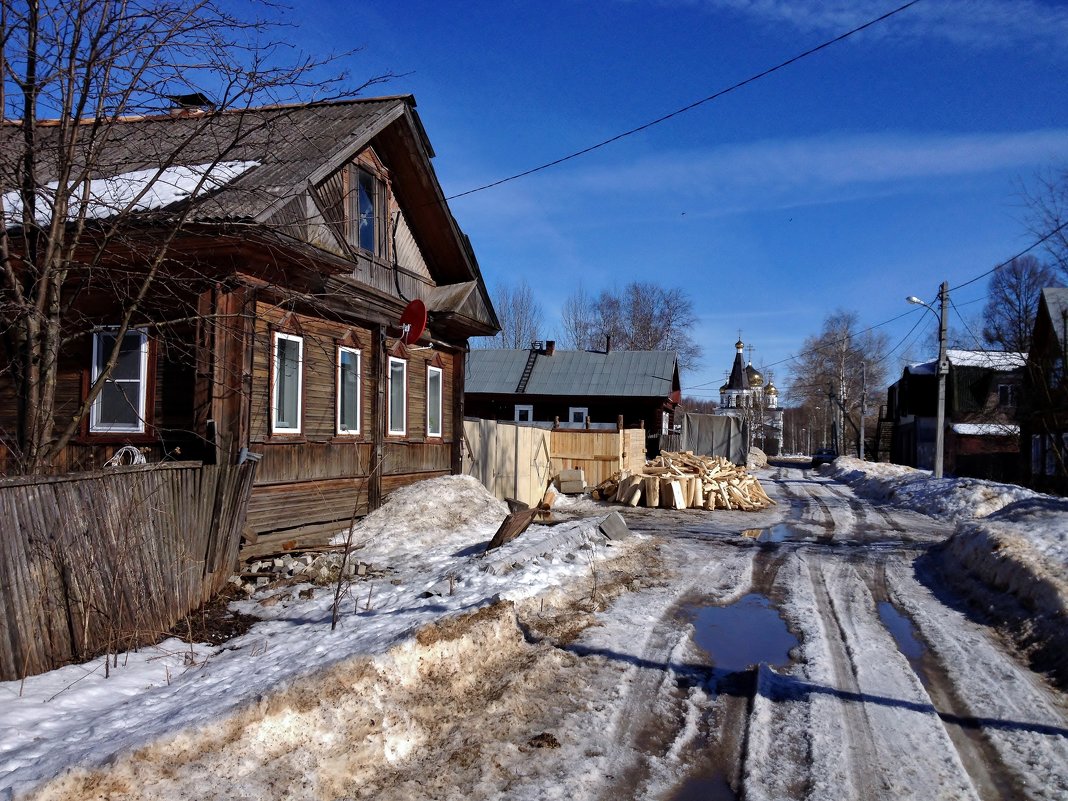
[885,560,1068,800]
[583,544,757,801]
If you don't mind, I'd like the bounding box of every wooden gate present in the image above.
[0,459,257,681]
[463,420,646,504]
[462,419,552,506]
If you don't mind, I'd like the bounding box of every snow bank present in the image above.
[827,457,1038,521]
[825,457,1068,680]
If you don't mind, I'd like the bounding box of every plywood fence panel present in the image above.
[0,460,256,681]
[462,419,552,507]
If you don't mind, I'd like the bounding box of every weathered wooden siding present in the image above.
[243,301,458,554]
[0,460,256,681]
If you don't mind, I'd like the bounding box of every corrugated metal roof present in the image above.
[465,349,678,397]
[3,98,407,222]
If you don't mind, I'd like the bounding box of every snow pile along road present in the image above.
[0,475,640,801]
[825,457,1068,685]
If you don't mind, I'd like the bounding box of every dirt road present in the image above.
[547,464,1068,801]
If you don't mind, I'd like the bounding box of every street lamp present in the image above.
[907,282,949,479]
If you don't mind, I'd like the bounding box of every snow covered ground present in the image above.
[0,475,643,800]
[826,456,1068,684]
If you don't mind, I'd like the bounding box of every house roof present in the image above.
[4,97,411,223]
[465,349,680,398]
[3,96,500,336]
[1038,287,1068,350]
[906,349,1027,376]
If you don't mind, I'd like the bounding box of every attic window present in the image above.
[350,166,385,256]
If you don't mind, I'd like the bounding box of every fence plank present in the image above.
[0,461,257,681]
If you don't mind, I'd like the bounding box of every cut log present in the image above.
[643,476,660,508]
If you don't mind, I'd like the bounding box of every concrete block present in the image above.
[598,512,632,541]
[558,480,586,494]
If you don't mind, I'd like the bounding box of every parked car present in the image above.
[811,448,838,468]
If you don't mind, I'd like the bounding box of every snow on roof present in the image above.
[946,349,1027,369]
[1,161,258,228]
[906,349,1026,376]
[951,423,1020,436]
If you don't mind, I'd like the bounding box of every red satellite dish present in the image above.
[399,299,427,345]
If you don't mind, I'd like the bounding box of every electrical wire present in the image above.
[950,219,1068,292]
[446,0,923,201]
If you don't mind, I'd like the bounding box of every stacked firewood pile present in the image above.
[590,451,775,512]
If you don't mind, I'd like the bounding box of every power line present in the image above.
[950,219,1068,291]
[446,1,923,201]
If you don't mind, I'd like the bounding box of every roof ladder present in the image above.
[515,349,539,394]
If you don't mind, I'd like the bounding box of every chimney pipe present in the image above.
[606,335,611,353]
[545,340,555,356]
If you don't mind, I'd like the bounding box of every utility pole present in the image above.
[860,362,866,461]
[934,281,949,479]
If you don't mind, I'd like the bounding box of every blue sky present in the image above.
[290,0,1068,401]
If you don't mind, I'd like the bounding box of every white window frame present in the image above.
[388,356,407,436]
[569,406,589,425]
[336,346,362,435]
[426,365,443,438]
[272,331,304,435]
[514,404,534,423]
[90,328,149,434]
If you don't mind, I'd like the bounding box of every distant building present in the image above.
[716,338,783,455]
[464,342,681,440]
[1022,287,1068,494]
[885,350,1025,481]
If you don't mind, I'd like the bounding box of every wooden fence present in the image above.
[462,420,553,507]
[0,459,258,681]
[462,420,645,506]
[550,427,646,488]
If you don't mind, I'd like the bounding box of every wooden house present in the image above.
[885,349,1025,481]
[0,97,499,557]
[1023,287,1068,494]
[464,343,680,443]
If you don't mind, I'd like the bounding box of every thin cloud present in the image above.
[559,129,1068,205]
[699,0,1068,52]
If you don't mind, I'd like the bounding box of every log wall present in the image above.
[0,459,257,681]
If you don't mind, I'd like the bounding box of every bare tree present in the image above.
[981,255,1062,353]
[791,310,888,456]
[561,282,701,369]
[560,284,595,350]
[0,0,387,474]
[1025,166,1068,279]
[481,279,543,349]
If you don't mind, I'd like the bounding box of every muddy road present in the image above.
[556,464,1068,801]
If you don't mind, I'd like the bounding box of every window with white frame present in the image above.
[569,407,588,425]
[514,404,533,423]
[388,357,407,435]
[427,365,443,437]
[90,329,148,433]
[272,332,303,434]
[337,346,361,434]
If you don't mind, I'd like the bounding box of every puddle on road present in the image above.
[687,593,799,674]
[669,773,737,801]
[877,601,931,688]
[667,593,799,801]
